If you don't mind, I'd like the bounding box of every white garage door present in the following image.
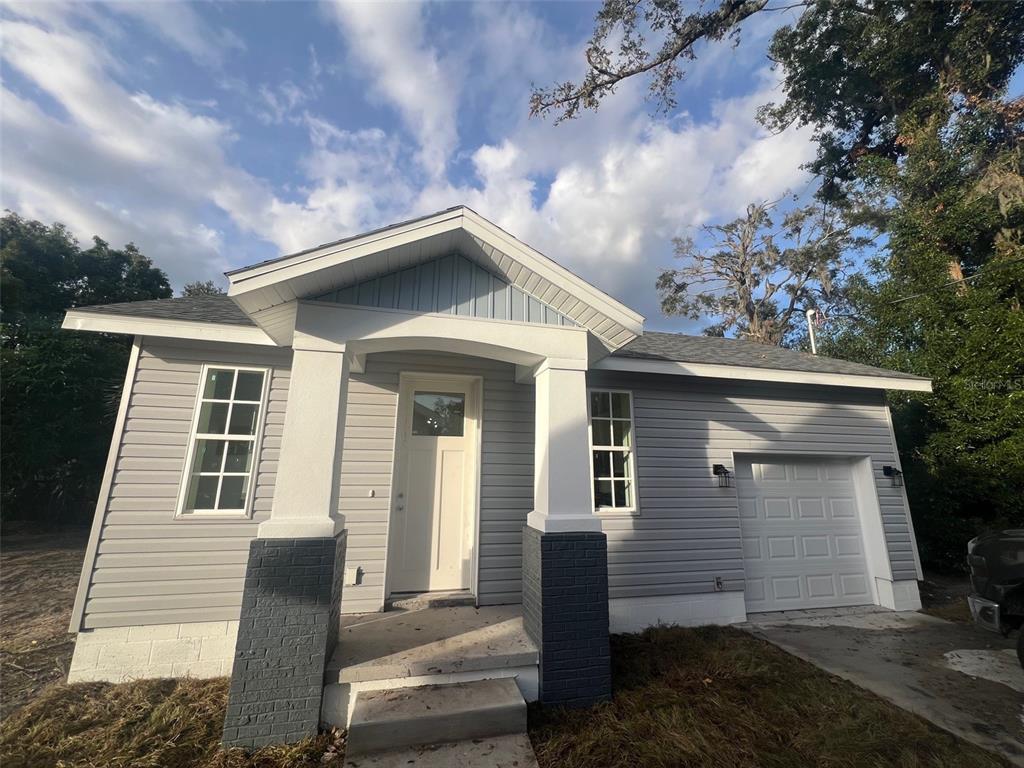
[737,456,873,613]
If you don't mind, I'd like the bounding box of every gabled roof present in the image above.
[226,205,645,349]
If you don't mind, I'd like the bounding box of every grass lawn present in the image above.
[529,625,1007,768]
[0,532,1007,767]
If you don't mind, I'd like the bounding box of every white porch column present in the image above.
[527,361,602,533]
[257,345,350,539]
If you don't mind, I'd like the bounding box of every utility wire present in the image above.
[888,255,1024,304]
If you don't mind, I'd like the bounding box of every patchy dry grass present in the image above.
[529,625,1007,768]
[0,678,345,768]
[0,527,89,718]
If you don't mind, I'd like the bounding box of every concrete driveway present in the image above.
[743,607,1024,765]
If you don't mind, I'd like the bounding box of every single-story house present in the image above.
[62,206,930,748]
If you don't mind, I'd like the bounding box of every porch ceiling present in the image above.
[226,206,644,350]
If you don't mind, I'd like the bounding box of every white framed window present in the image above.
[588,389,638,514]
[177,365,269,517]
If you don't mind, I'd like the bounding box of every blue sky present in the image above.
[1,1,820,331]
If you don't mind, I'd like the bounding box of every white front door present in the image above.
[388,375,479,594]
[737,456,873,612]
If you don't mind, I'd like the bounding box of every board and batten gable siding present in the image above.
[78,338,292,630]
[315,253,576,328]
[338,352,534,612]
[587,370,921,601]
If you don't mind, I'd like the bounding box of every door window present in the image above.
[411,392,465,436]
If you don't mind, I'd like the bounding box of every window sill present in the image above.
[595,507,640,518]
[175,511,253,521]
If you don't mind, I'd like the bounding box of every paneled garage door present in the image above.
[737,456,873,613]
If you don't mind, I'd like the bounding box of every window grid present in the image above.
[180,366,267,516]
[589,390,637,512]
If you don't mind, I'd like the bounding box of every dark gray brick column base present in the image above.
[522,527,611,708]
[222,531,346,748]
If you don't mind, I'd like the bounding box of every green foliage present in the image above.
[182,280,226,297]
[1,212,172,524]
[761,0,1024,200]
[778,3,1024,569]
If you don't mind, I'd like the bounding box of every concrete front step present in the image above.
[345,678,527,757]
[343,733,539,768]
[385,590,476,611]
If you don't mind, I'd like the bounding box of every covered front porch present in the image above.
[217,207,645,748]
[220,301,615,748]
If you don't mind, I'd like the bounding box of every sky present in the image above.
[0,0,819,332]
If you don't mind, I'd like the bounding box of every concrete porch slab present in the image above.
[326,605,539,684]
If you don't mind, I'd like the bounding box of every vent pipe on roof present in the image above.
[805,308,819,355]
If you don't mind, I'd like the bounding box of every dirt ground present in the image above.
[0,527,89,719]
[918,571,974,623]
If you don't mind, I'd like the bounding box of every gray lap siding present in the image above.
[588,370,919,597]
[82,339,291,629]
[77,337,917,631]
[78,343,533,629]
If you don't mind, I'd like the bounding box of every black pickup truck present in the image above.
[967,529,1024,668]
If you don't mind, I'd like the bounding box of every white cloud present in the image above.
[108,2,245,69]
[325,0,458,180]
[0,13,395,284]
[0,1,815,329]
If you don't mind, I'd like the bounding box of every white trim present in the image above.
[62,310,276,346]
[586,388,640,517]
[875,579,922,611]
[226,207,643,349]
[174,364,271,519]
[228,208,465,286]
[385,373,482,599]
[292,301,590,368]
[69,337,142,633]
[593,355,932,392]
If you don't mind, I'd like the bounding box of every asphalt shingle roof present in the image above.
[72,295,255,326]
[71,296,925,382]
[611,330,925,381]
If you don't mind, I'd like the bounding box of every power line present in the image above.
[889,256,1024,304]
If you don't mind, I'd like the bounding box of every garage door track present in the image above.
[744,607,1024,765]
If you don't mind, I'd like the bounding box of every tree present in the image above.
[181,280,225,297]
[759,0,1024,202]
[657,201,860,344]
[1,212,172,526]
[762,3,1024,568]
[540,0,1024,569]
[530,0,774,122]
